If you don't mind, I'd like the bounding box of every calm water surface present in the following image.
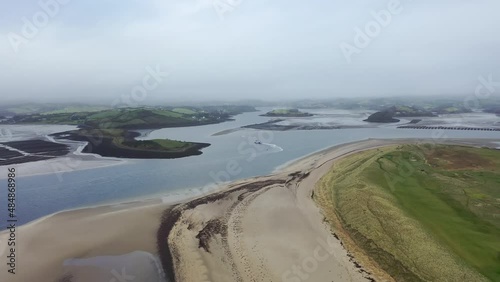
[1,109,499,228]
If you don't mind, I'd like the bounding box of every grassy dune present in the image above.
[315,144,500,281]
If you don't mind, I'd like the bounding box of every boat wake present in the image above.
[261,142,284,153]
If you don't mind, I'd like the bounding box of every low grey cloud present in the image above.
[1,0,499,103]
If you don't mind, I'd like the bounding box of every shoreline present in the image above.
[159,138,451,281]
[3,137,499,218]
[1,138,499,282]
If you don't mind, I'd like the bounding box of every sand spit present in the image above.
[162,139,390,282]
[161,138,499,282]
[1,138,498,282]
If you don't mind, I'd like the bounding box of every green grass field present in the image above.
[8,108,203,128]
[76,128,195,152]
[121,139,192,151]
[171,107,197,115]
[270,109,292,114]
[3,105,257,130]
[315,144,500,281]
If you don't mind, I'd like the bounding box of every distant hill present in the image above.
[3,106,256,129]
[0,103,110,116]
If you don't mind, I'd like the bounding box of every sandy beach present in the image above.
[0,199,171,282]
[1,138,498,282]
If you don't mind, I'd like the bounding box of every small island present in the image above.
[364,111,400,123]
[364,104,476,123]
[365,105,439,123]
[260,108,313,117]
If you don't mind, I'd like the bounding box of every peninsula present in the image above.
[1,106,255,160]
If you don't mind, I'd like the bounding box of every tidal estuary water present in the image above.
[1,109,499,229]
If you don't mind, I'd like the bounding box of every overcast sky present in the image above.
[1,0,499,103]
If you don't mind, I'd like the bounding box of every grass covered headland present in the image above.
[315,144,500,281]
[52,128,209,159]
[3,106,258,159]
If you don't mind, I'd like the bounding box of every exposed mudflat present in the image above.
[0,139,70,166]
